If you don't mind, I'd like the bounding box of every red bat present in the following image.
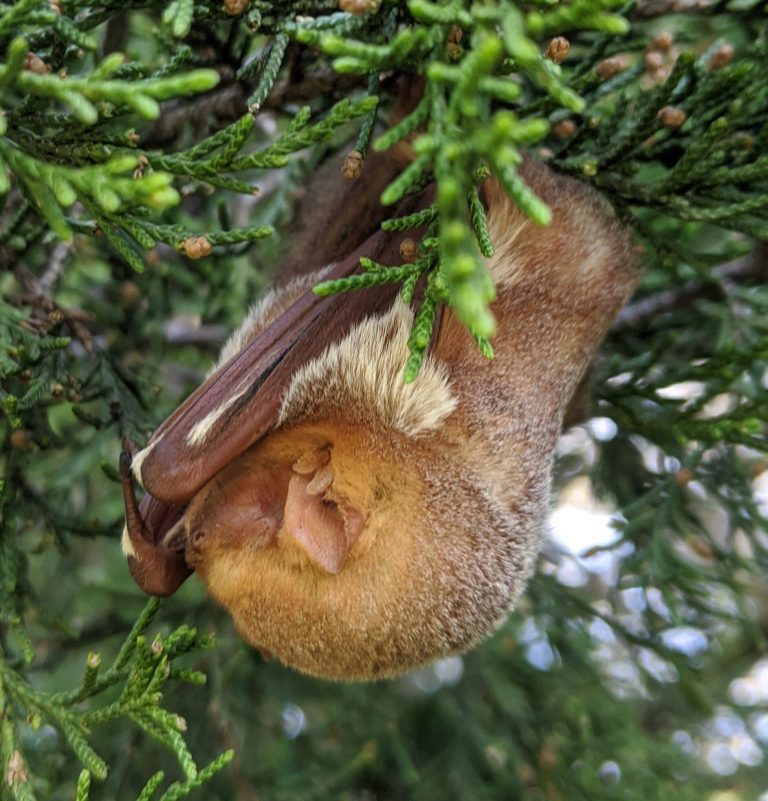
[120,158,636,680]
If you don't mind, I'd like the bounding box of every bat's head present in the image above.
[178,419,538,680]
[133,300,538,680]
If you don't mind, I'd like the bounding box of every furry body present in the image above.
[122,160,636,680]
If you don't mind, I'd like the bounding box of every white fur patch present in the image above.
[185,387,247,446]
[485,204,527,286]
[130,438,160,489]
[121,525,137,558]
[278,301,457,436]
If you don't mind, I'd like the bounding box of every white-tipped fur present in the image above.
[278,301,457,436]
[121,525,137,558]
[130,438,160,489]
[186,387,248,447]
[484,211,528,287]
[211,265,336,376]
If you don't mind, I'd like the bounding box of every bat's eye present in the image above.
[321,498,338,510]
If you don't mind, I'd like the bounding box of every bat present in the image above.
[119,157,636,680]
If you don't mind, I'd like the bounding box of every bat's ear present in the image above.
[283,448,364,574]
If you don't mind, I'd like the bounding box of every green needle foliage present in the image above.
[0,597,233,800]
[1,1,767,800]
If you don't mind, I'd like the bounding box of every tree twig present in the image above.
[613,247,768,330]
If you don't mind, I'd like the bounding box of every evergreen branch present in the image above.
[0,598,225,796]
[0,45,219,124]
[467,185,494,258]
[1,144,179,240]
[157,750,235,801]
[245,32,289,111]
[404,276,440,382]
[381,204,438,231]
[314,261,423,296]
[161,0,195,38]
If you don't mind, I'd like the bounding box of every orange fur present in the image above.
[168,161,637,680]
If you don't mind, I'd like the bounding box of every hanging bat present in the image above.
[119,157,636,681]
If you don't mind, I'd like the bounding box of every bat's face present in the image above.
[172,421,534,680]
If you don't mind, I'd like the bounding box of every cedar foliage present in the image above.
[1,1,767,800]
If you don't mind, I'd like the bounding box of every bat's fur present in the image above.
[173,160,636,680]
[278,302,458,436]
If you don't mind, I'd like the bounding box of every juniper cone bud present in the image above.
[339,0,379,13]
[554,120,576,139]
[120,281,141,307]
[10,430,31,451]
[399,238,419,262]
[341,149,364,180]
[6,751,28,785]
[24,53,50,74]
[651,31,674,51]
[657,105,686,129]
[544,36,570,64]
[182,236,213,260]
[595,57,624,79]
[133,155,149,179]
[651,66,671,84]
[447,24,463,58]
[644,50,664,72]
[709,44,735,71]
[690,538,714,559]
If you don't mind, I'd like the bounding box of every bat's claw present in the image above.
[119,450,132,478]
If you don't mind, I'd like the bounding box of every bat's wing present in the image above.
[135,232,405,506]
[120,189,435,595]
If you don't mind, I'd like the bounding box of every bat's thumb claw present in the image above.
[119,450,133,477]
